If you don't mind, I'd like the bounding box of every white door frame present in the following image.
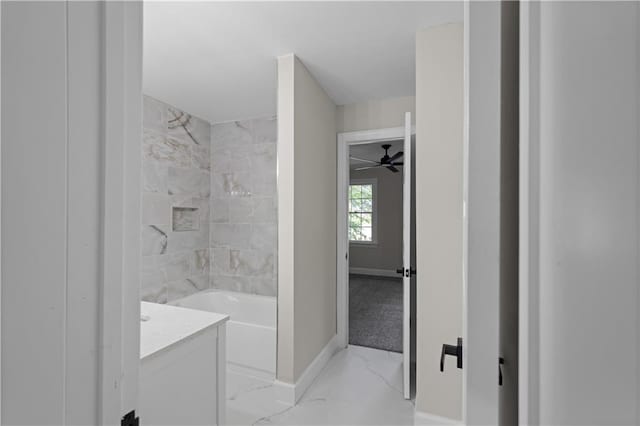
[401,112,413,399]
[462,1,502,424]
[100,1,143,423]
[336,125,415,349]
[1,4,3,420]
[518,2,540,424]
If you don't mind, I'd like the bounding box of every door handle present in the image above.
[440,337,463,372]
[498,357,505,386]
[396,267,417,277]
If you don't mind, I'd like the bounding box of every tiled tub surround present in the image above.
[210,118,278,297]
[141,96,212,303]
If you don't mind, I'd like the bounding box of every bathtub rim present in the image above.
[170,288,277,329]
[173,288,277,304]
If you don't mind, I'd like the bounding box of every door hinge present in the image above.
[122,410,139,426]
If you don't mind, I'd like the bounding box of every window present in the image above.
[349,179,376,243]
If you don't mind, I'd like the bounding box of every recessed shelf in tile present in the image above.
[172,207,199,232]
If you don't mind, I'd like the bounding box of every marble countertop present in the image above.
[140,301,229,360]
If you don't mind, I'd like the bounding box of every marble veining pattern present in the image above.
[141,95,212,303]
[226,345,416,426]
[210,117,278,297]
[141,225,168,256]
[142,97,278,301]
[142,129,191,168]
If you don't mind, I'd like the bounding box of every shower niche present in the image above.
[172,206,200,232]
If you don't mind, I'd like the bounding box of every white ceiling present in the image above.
[143,1,462,124]
[350,139,404,168]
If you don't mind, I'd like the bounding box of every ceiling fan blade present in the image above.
[387,165,399,173]
[389,151,404,162]
[391,162,404,166]
[350,156,379,165]
[355,165,384,171]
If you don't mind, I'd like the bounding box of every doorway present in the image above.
[337,120,416,399]
[348,140,404,353]
[0,2,524,424]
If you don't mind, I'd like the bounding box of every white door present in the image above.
[103,2,144,424]
[464,2,504,423]
[402,112,413,400]
[1,1,142,424]
[520,2,640,424]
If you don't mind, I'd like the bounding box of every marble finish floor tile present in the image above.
[226,345,416,426]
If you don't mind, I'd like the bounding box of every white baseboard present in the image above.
[274,334,342,406]
[349,267,399,278]
[413,410,462,425]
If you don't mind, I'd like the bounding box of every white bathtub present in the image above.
[172,289,276,378]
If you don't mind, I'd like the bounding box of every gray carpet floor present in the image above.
[349,274,403,352]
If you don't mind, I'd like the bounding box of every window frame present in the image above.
[348,178,378,246]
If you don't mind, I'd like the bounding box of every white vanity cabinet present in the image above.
[139,302,229,425]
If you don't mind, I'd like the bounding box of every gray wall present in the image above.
[337,96,415,133]
[141,96,212,303]
[415,23,464,419]
[209,118,278,297]
[277,54,337,384]
[349,166,403,273]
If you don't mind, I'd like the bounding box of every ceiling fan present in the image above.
[351,144,404,173]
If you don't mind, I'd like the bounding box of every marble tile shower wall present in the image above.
[141,96,211,303]
[210,118,278,297]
